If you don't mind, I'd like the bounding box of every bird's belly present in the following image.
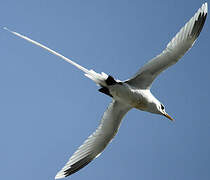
[109,84,147,109]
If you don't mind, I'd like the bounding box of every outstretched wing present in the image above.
[126,3,207,89]
[55,100,131,179]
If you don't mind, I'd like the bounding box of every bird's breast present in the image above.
[109,84,148,110]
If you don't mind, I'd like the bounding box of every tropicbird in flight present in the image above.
[5,2,208,179]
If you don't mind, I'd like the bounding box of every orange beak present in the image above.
[164,113,174,121]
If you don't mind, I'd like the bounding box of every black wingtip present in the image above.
[63,155,93,177]
[191,6,208,39]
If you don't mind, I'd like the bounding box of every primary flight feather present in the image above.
[5,2,207,179]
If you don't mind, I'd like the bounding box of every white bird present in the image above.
[5,2,207,179]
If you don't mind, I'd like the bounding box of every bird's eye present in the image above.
[161,104,165,110]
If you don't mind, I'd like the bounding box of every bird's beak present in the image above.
[164,113,174,121]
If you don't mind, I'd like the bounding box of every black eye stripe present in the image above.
[161,104,164,110]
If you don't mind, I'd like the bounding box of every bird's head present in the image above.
[157,103,174,121]
[142,92,174,121]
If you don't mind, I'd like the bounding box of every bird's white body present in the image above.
[5,2,208,179]
[109,83,158,113]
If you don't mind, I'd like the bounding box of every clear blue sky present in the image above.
[1,0,209,180]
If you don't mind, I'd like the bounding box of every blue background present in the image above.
[1,0,209,180]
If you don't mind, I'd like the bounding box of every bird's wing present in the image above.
[4,27,109,87]
[55,100,131,179]
[126,3,208,89]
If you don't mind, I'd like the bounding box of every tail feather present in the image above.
[4,27,109,87]
[84,70,108,86]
